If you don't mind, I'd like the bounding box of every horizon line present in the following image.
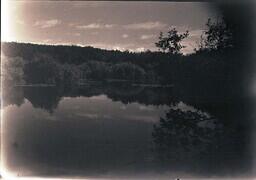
[1,41,195,55]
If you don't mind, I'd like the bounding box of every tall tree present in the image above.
[199,18,233,51]
[155,28,189,55]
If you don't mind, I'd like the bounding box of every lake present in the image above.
[1,84,256,179]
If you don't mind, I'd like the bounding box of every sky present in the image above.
[2,1,219,54]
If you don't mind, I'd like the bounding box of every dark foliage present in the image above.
[197,18,233,52]
[155,28,189,54]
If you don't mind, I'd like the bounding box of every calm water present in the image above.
[1,84,256,179]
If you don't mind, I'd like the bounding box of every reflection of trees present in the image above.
[151,103,251,174]
[3,84,177,112]
[23,87,62,113]
[151,105,230,173]
[2,86,25,107]
[106,84,177,105]
[152,108,223,156]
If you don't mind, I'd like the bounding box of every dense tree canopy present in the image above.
[155,28,189,54]
[198,18,233,51]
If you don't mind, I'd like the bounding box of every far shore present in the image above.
[13,80,174,88]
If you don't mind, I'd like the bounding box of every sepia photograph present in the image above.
[1,0,256,179]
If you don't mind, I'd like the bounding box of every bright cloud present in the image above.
[17,20,25,25]
[140,34,155,40]
[122,34,129,38]
[76,23,115,30]
[42,39,52,43]
[74,33,81,36]
[180,29,205,54]
[72,2,106,8]
[34,19,61,28]
[189,29,204,37]
[135,47,146,52]
[124,21,167,30]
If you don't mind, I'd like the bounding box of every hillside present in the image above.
[1,41,247,101]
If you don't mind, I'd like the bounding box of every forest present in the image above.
[1,17,252,102]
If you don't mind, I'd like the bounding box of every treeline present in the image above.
[2,42,243,87]
[2,51,161,86]
[2,42,181,85]
[2,15,252,101]
[1,41,245,102]
[2,42,239,85]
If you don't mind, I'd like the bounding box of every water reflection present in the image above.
[2,84,255,178]
[2,83,178,112]
[152,104,221,154]
[152,101,255,177]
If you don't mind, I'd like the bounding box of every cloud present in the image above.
[88,42,135,51]
[68,23,75,27]
[122,34,129,38]
[72,2,106,8]
[171,101,210,117]
[42,39,52,43]
[91,31,99,35]
[140,34,154,40]
[17,20,25,25]
[179,29,204,54]
[124,21,167,30]
[76,23,115,30]
[134,47,146,52]
[112,46,127,51]
[189,29,204,37]
[75,21,167,31]
[34,19,61,28]
[74,33,81,36]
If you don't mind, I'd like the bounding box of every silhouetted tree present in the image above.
[198,18,233,51]
[155,28,189,54]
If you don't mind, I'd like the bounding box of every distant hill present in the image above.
[1,42,172,66]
